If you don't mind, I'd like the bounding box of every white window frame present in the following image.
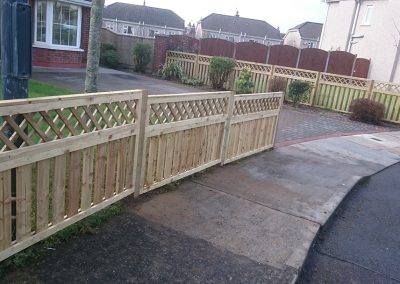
[362,5,373,25]
[34,0,83,51]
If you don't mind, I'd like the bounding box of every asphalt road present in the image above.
[298,163,400,284]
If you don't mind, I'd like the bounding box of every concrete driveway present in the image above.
[32,67,202,95]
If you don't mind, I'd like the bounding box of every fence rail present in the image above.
[0,90,283,261]
[166,50,400,124]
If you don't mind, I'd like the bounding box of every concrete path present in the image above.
[32,67,201,95]
[299,163,400,283]
[5,131,399,283]
[132,132,400,281]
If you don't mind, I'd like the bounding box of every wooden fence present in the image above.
[0,90,283,261]
[166,51,400,124]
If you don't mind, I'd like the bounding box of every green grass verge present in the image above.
[0,204,122,277]
[0,79,74,99]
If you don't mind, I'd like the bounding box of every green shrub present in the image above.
[181,76,203,86]
[161,62,183,80]
[288,80,311,106]
[209,57,236,90]
[235,67,254,94]
[349,98,385,125]
[133,43,152,73]
[269,77,287,92]
[100,43,119,68]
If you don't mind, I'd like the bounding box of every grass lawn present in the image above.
[0,79,74,99]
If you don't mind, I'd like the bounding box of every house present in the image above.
[32,0,91,68]
[196,12,282,45]
[319,0,400,82]
[0,0,91,68]
[284,22,323,48]
[102,2,185,38]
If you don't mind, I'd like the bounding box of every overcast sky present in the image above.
[104,0,328,32]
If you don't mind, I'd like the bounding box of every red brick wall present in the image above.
[32,5,90,68]
[153,35,200,72]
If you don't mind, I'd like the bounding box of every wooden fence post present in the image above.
[193,54,200,80]
[272,92,285,147]
[366,79,375,99]
[310,72,322,107]
[266,65,276,92]
[133,90,149,198]
[220,91,235,165]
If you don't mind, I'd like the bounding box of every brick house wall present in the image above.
[31,1,90,68]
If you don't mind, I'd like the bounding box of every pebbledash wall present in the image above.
[30,0,90,68]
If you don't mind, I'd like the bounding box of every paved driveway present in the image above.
[32,67,202,95]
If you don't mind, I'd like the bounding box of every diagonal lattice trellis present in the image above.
[274,66,317,81]
[374,81,400,94]
[149,98,228,125]
[233,97,281,116]
[0,100,138,152]
[320,73,368,88]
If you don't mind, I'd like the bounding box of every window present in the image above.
[149,29,159,37]
[35,0,82,49]
[105,22,114,31]
[362,5,373,25]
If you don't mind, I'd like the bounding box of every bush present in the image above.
[161,62,183,80]
[181,76,203,86]
[100,43,120,68]
[288,80,311,106]
[269,77,287,92]
[349,98,385,125]
[235,67,254,94]
[209,57,236,90]
[133,43,152,73]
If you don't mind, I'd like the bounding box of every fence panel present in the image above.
[373,81,400,123]
[225,93,283,164]
[316,73,369,113]
[142,92,230,192]
[0,90,143,261]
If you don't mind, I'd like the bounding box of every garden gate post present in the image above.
[266,65,276,92]
[366,80,375,99]
[220,91,235,165]
[310,72,322,106]
[133,90,149,197]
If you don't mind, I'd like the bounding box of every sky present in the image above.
[104,0,328,32]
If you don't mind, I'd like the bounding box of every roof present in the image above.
[290,22,323,40]
[201,13,281,40]
[103,2,185,30]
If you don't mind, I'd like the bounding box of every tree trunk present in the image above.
[85,0,105,93]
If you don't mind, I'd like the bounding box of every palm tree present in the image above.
[85,0,105,93]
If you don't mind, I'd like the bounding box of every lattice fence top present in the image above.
[148,94,229,125]
[320,73,369,88]
[198,55,212,64]
[374,81,400,94]
[274,66,317,81]
[0,91,141,152]
[236,61,271,73]
[233,94,281,116]
[167,51,197,62]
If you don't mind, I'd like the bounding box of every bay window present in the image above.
[35,0,82,49]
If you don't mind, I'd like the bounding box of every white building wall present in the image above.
[320,0,356,51]
[350,0,400,82]
[320,0,400,82]
[284,30,301,47]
